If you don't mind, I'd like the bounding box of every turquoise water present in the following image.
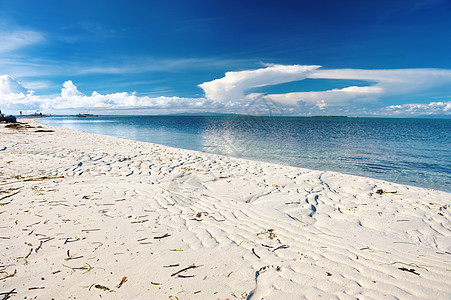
[38,116,451,192]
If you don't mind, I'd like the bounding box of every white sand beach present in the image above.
[1,119,450,299]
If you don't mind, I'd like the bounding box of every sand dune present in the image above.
[1,120,450,299]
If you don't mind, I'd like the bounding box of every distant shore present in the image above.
[1,119,450,299]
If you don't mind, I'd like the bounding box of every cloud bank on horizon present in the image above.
[1,64,451,116]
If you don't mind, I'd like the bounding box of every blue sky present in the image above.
[0,0,451,116]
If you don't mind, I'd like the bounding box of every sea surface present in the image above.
[38,115,451,192]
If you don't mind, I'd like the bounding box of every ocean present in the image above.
[38,115,451,192]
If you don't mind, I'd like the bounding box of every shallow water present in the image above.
[39,115,451,192]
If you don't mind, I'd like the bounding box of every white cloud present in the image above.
[0,77,222,114]
[61,80,83,97]
[382,101,451,115]
[0,30,43,53]
[0,75,30,95]
[199,65,451,112]
[199,64,321,103]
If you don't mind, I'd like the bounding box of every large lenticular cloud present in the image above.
[198,64,321,103]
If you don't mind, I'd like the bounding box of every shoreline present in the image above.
[1,119,450,299]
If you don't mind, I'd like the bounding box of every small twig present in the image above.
[286,214,304,223]
[171,265,202,277]
[117,276,127,288]
[81,229,100,232]
[0,288,17,299]
[26,221,40,227]
[0,269,16,281]
[25,248,33,259]
[64,237,80,244]
[272,245,289,252]
[28,287,45,290]
[252,248,260,259]
[40,237,54,243]
[0,191,20,201]
[131,220,148,224]
[154,233,170,240]
[398,267,420,275]
[35,241,43,253]
[163,264,180,268]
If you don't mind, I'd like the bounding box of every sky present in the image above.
[0,0,451,116]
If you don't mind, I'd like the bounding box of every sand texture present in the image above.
[1,120,450,299]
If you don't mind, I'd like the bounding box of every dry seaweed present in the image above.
[170,265,202,277]
[0,269,16,281]
[94,284,113,292]
[0,288,17,299]
[398,267,420,275]
[177,274,194,278]
[117,276,127,288]
[272,245,289,252]
[252,248,260,259]
[154,233,170,239]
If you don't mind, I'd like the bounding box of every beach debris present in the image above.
[272,245,289,252]
[25,248,33,259]
[163,264,180,268]
[374,189,398,195]
[81,228,100,233]
[256,229,277,240]
[194,290,201,294]
[151,282,160,285]
[0,289,17,299]
[154,233,170,239]
[35,241,43,253]
[65,250,83,260]
[64,237,81,244]
[0,269,17,281]
[170,264,202,277]
[117,276,127,288]
[261,244,273,248]
[286,213,305,224]
[326,272,332,276]
[34,129,54,133]
[63,263,94,273]
[94,284,114,292]
[398,267,420,275]
[388,261,428,271]
[0,191,20,205]
[28,287,45,290]
[177,274,194,278]
[252,248,261,259]
[131,219,148,224]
